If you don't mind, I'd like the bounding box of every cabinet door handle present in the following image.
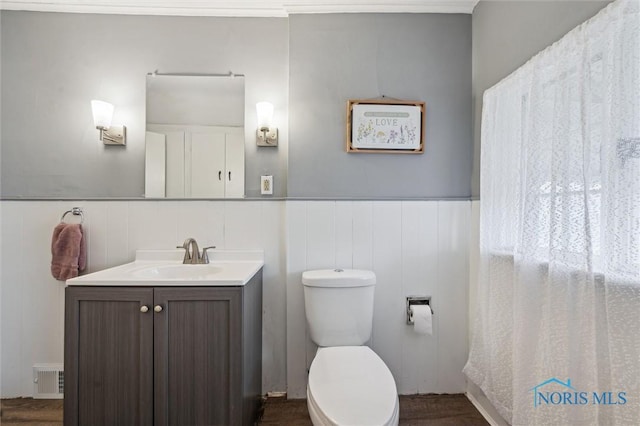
[218,171,222,181]
[228,171,231,181]
[140,305,149,313]
[154,305,163,313]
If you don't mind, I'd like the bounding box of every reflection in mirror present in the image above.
[145,74,245,198]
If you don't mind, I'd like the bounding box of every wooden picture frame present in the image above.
[346,99,425,154]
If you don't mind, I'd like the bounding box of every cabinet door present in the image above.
[144,131,166,198]
[154,287,242,426]
[64,287,154,426]
[165,131,186,198]
[190,132,225,198]
[225,131,245,198]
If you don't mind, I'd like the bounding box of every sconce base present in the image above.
[101,125,127,145]
[256,127,278,147]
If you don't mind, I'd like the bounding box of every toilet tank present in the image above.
[302,269,376,347]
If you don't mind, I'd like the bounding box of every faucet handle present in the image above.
[201,246,216,264]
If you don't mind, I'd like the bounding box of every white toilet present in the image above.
[302,269,399,426]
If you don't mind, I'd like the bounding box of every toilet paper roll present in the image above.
[412,305,433,335]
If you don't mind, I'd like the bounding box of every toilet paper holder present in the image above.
[406,296,433,325]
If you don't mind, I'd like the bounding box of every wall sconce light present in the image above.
[91,100,126,145]
[256,101,278,147]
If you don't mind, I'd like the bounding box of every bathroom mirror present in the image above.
[145,74,245,198]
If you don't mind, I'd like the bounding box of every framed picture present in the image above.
[346,99,425,154]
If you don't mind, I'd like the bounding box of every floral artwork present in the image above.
[351,103,422,151]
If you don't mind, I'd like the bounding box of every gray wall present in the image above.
[0,12,288,198]
[3,11,473,200]
[471,0,612,197]
[288,13,472,198]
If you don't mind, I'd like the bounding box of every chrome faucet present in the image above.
[177,238,215,264]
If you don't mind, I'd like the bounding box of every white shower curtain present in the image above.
[464,0,640,424]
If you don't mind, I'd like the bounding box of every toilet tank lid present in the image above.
[302,269,376,288]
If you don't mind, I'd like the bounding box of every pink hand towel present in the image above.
[51,223,87,281]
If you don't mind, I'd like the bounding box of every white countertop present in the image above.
[66,249,264,287]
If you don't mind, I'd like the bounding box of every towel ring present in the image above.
[61,207,84,224]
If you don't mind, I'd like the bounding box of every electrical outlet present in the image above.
[261,175,273,195]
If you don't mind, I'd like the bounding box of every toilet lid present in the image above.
[308,346,398,425]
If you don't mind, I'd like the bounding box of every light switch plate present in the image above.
[261,175,273,195]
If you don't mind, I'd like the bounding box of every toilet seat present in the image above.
[307,346,399,426]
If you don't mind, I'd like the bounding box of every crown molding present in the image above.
[0,1,289,17]
[284,1,479,15]
[0,0,479,17]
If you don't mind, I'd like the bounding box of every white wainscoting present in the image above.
[1,199,471,399]
[286,200,471,397]
[0,200,287,397]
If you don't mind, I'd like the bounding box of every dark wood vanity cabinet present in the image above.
[64,272,262,426]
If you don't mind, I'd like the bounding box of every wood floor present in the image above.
[0,398,63,425]
[1,394,488,425]
[260,394,489,426]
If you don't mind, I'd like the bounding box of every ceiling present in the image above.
[0,0,480,17]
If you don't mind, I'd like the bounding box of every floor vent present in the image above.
[33,364,64,399]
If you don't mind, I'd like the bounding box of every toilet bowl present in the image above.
[302,269,399,426]
[307,346,399,426]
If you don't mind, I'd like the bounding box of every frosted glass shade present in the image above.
[256,101,274,129]
[91,100,114,129]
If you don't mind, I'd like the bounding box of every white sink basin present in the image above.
[66,249,264,287]
[132,264,223,280]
